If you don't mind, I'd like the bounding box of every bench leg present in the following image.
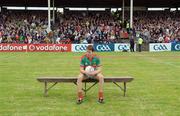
[84,82,87,96]
[124,82,126,97]
[44,82,48,97]
[113,82,127,97]
[83,82,98,96]
[73,82,98,96]
[44,82,58,97]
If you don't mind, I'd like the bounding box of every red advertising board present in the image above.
[0,44,71,52]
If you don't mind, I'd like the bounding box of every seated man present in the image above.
[77,45,104,104]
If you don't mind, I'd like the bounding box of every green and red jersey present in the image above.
[80,54,101,69]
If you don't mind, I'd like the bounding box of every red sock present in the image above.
[78,92,83,100]
[99,92,104,99]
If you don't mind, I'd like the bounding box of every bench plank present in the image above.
[37,77,134,83]
[37,76,134,97]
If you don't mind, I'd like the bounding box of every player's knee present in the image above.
[99,78,104,83]
[98,74,104,82]
[77,78,82,85]
[77,75,83,83]
[98,74,104,78]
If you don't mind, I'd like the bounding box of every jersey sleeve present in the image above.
[96,57,101,66]
[80,57,85,67]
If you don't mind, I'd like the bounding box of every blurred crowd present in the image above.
[0,11,180,44]
[0,11,127,44]
[133,11,180,43]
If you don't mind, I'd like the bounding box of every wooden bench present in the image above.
[37,77,134,97]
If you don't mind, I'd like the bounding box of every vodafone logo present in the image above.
[22,45,28,50]
[0,44,23,51]
[29,44,36,51]
[28,44,69,51]
[0,44,71,52]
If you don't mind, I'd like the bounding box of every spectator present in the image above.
[0,10,180,44]
[130,36,135,52]
[138,36,143,52]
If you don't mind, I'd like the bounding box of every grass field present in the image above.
[0,52,180,116]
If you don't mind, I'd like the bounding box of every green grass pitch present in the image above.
[0,52,180,116]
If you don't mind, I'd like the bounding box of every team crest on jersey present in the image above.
[92,62,96,65]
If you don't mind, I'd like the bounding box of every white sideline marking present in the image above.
[137,54,180,68]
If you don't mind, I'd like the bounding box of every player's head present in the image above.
[86,45,94,56]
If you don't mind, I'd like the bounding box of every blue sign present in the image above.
[153,45,168,51]
[72,44,91,52]
[114,43,132,52]
[172,43,180,51]
[94,44,114,52]
[149,43,171,52]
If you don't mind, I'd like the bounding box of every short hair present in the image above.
[87,45,94,52]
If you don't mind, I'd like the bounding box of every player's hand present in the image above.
[88,71,97,76]
[84,71,91,76]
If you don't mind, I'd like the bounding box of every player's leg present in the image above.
[132,44,135,52]
[77,73,87,104]
[94,73,104,103]
[130,45,133,52]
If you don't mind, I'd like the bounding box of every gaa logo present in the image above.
[118,45,129,51]
[96,45,112,51]
[175,44,180,50]
[75,45,88,52]
[153,45,168,51]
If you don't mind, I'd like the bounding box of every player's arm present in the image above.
[90,66,102,76]
[80,66,92,75]
[80,66,86,74]
[93,57,102,75]
[80,56,87,74]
